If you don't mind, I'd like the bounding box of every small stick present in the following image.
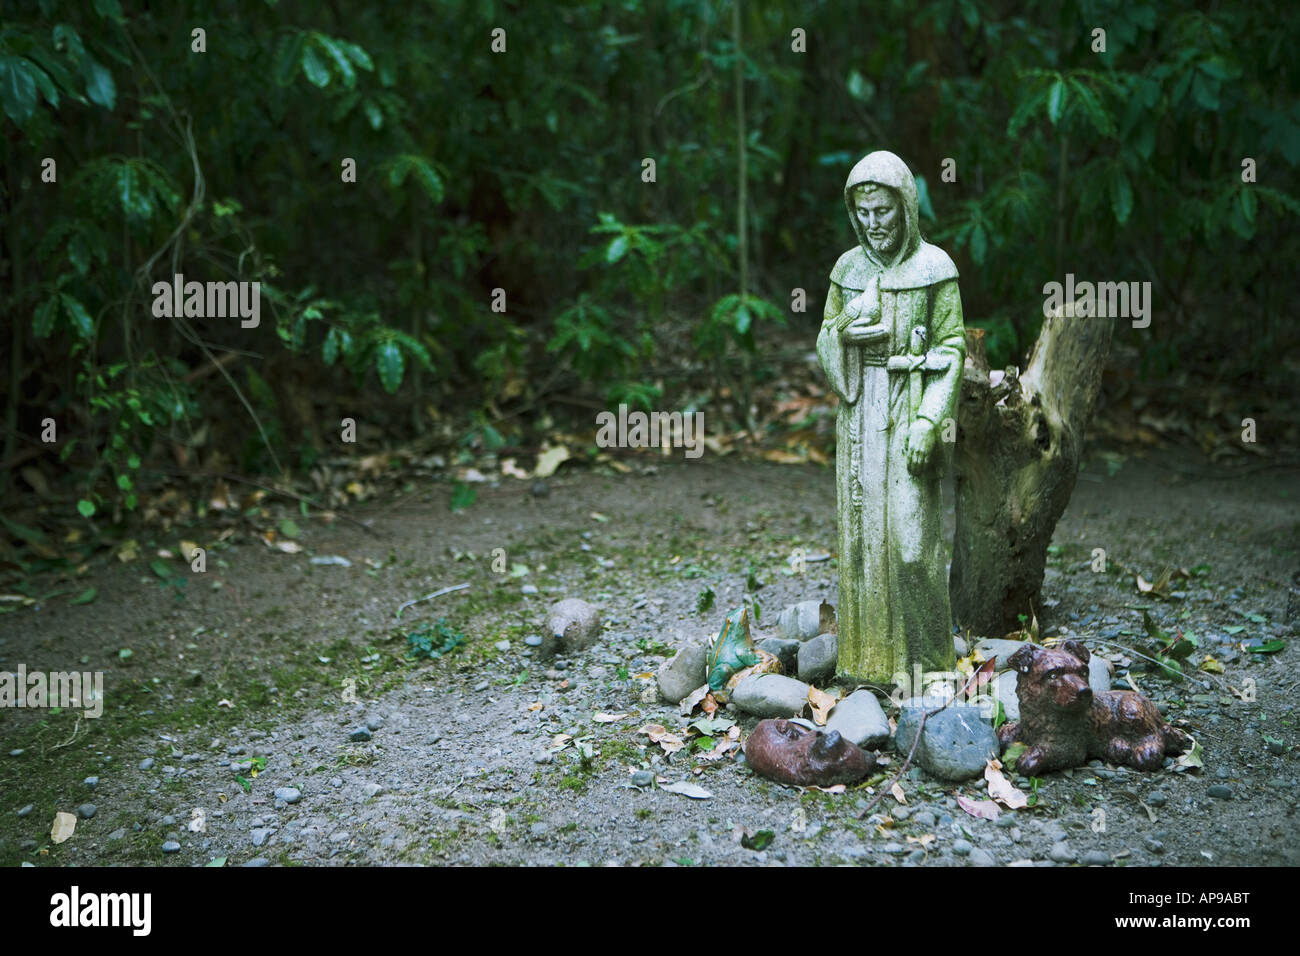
[396,582,469,619]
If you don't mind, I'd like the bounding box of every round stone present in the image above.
[77,803,96,819]
[952,839,973,856]
[274,787,302,804]
[525,635,544,647]
[1082,850,1110,866]
[1146,791,1167,807]
[16,804,33,818]
[139,757,155,771]
[631,770,654,787]
[1207,784,1232,799]
[161,841,181,853]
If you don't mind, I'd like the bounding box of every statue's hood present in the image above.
[843,151,921,269]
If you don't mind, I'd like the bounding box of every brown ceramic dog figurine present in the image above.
[997,640,1193,775]
[744,719,876,786]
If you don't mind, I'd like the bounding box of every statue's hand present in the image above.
[906,419,936,474]
[841,319,888,344]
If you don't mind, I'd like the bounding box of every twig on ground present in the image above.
[45,717,83,754]
[396,583,470,619]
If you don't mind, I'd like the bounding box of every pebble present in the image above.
[906,848,925,864]
[78,804,97,819]
[161,841,181,853]
[349,728,373,742]
[108,828,126,841]
[530,822,549,836]
[1265,739,1285,756]
[252,829,270,847]
[895,698,998,782]
[139,757,155,771]
[363,782,383,798]
[952,839,973,856]
[969,848,996,866]
[473,682,490,692]
[534,752,554,764]
[329,831,350,844]
[631,770,654,787]
[1049,843,1075,863]
[275,787,302,804]
[365,716,385,732]
[494,640,511,652]
[1146,791,1167,808]
[796,633,837,683]
[242,858,270,867]
[17,804,33,817]
[1144,837,1165,854]
[826,689,890,749]
[525,635,544,647]
[521,585,539,595]
[1082,850,1110,866]
[9,749,24,757]
[1207,784,1232,799]
[996,814,1016,828]
[162,815,176,826]
[84,776,99,788]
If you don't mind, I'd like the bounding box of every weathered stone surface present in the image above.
[817,151,963,686]
[797,633,837,683]
[777,601,835,642]
[744,719,874,787]
[895,697,998,781]
[756,637,800,673]
[825,690,890,749]
[731,674,811,718]
[656,642,709,704]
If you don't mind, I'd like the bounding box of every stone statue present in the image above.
[816,151,966,686]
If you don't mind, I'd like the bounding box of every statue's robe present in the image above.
[817,242,965,685]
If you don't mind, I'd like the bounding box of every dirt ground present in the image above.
[1,447,1297,867]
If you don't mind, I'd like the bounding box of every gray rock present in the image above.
[162,815,176,826]
[756,637,801,673]
[274,787,302,804]
[1049,843,1075,863]
[913,809,936,827]
[731,674,812,718]
[349,727,372,742]
[954,635,969,657]
[547,598,602,653]
[1146,791,1167,808]
[251,828,270,847]
[777,601,835,642]
[1207,784,1232,799]
[797,633,837,683]
[521,584,539,595]
[992,671,1020,722]
[969,847,997,866]
[895,698,998,782]
[78,803,96,819]
[16,804,33,818]
[161,841,181,854]
[139,757,155,771]
[242,857,271,867]
[1082,850,1110,866]
[365,716,385,732]
[826,690,889,749]
[656,642,709,704]
[363,782,383,798]
[952,839,973,856]
[1266,739,1285,756]
[534,752,554,765]
[974,638,1031,665]
[1144,837,1165,854]
[494,640,511,652]
[83,776,98,787]
[631,770,654,787]
[108,828,126,841]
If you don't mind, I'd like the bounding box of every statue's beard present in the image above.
[867,230,899,258]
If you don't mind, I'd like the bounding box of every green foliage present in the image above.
[405,619,468,660]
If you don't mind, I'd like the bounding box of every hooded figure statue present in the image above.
[816,151,965,686]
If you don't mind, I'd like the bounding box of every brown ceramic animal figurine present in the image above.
[744,718,876,786]
[998,640,1193,775]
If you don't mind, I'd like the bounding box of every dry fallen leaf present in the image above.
[592,712,628,723]
[985,759,1029,809]
[274,540,303,554]
[660,781,713,799]
[527,701,544,712]
[701,693,719,717]
[678,685,710,716]
[957,795,1002,821]
[534,445,571,478]
[639,724,686,754]
[906,834,936,847]
[808,686,839,726]
[809,783,847,794]
[890,781,907,804]
[51,812,76,844]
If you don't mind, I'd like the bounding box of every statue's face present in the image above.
[855,185,902,257]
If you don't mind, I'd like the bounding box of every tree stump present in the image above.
[950,313,1114,636]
